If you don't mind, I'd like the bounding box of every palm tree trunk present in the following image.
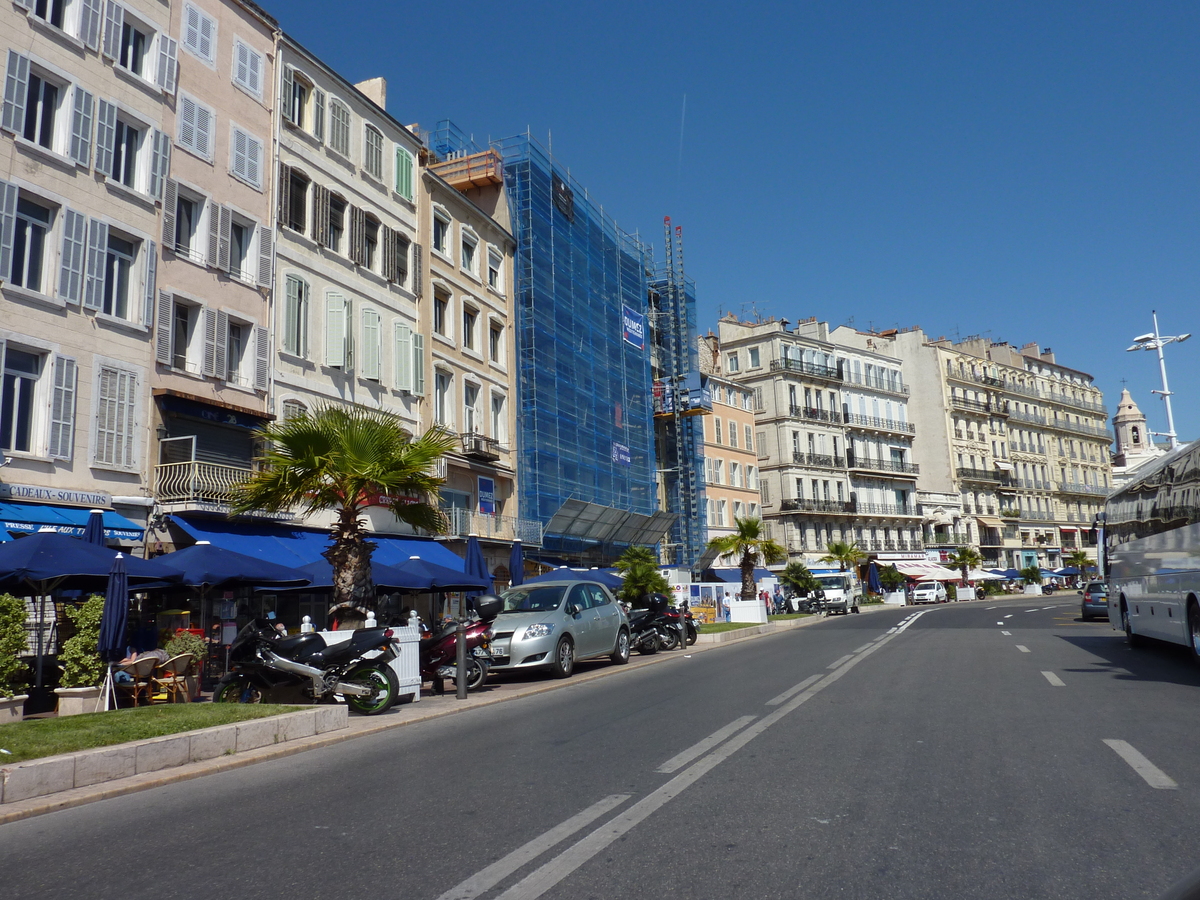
[741,550,755,603]
[323,507,377,608]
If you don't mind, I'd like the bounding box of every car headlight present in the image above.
[523,623,555,640]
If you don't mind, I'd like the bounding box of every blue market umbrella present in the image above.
[270,558,432,592]
[159,541,309,590]
[508,540,524,587]
[0,529,183,593]
[83,509,106,546]
[463,535,492,599]
[867,561,882,594]
[98,553,129,663]
[394,555,490,592]
[524,567,624,590]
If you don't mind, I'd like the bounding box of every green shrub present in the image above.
[165,630,207,664]
[0,593,28,698]
[59,595,105,689]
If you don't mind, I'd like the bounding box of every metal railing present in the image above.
[1007,409,1047,426]
[788,405,843,424]
[1057,481,1109,497]
[771,358,843,382]
[841,371,909,396]
[780,498,856,514]
[848,455,920,475]
[1044,391,1107,416]
[460,432,506,460]
[926,532,970,546]
[443,507,542,544]
[843,412,915,434]
[1019,511,1056,521]
[857,539,925,551]
[155,461,252,503]
[950,396,997,415]
[1016,478,1050,491]
[957,466,1007,482]
[791,452,845,469]
[854,502,919,516]
[1045,418,1113,440]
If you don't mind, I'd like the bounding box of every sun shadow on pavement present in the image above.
[1055,633,1200,689]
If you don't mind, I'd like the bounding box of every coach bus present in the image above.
[1104,438,1200,661]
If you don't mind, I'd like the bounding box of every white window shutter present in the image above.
[218,205,232,272]
[253,326,269,391]
[256,224,273,287]
[149,129,170,200]
[195,104,212,158]
[157,36,178,94]
[206,201,220,267]
[411,332,425,396]
[155,290,173,364]
[83,218,108,310]
[231,127,248,180]
[49,357,77,460]
[280,67,294,125]
[178,96,196,152]
[394,321,412,391]
[80,0,103,50]
[58,208,87,304]
[70,87,94,167]
[313,87,325,142]
[143,239,156,326]
[161,178,178,247]
[325,294,346,367]
[94,99,117,178]
[362,308,380,380]
[102,1,123,60]
[245,132,262,187]
[246,47,262,96]
[283,275,300,355]
[0,179,18,281]
[202,307,218,376]
[198,11,216,63]
[214,309,228,378]
[2,51,30,134]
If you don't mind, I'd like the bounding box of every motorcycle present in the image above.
[625,596,672,654]
[676,605,698,645]
[213,620,400,715]
[418,595,502,692]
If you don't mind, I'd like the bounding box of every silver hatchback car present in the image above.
[487,580,631,678]
[1080,581,1109,620]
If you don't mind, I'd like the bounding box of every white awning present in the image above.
[895,561,962,582]
[968,568,1004,581]
[976,515,1005,529]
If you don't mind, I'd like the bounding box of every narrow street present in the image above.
[3,601,1198,900]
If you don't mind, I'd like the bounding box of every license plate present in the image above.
[473,647,492,659]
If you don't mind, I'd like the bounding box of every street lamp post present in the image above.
[1126,311,1191,450]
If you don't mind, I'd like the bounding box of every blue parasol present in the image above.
[396,555,491,592]
[508,540,524,587]
[867,561,882,594]
[463,535,492,599]
[83,509,106,546]
[98,553,129,663]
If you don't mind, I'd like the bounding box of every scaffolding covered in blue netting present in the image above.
[488,131,656,550]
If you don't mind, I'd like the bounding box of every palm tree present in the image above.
[820,540,866,573]
[614,545,671,606]
[707,517,787,603]
[779,561,819,598]
[1065,548,1093,584]
[947,546,983,585]
[231,404,457,607]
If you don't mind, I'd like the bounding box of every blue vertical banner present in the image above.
[622,305,645,349]
[478,477,496,515]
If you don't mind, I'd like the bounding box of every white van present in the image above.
[816,572,861,615]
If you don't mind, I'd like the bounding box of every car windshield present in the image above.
[1087,582,1107,592]
[817,576,848,590]
[499,585,566,613]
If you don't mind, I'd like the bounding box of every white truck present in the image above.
[815,572,861,615]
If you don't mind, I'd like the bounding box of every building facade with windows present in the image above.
[149,0,277,537]
[0,0,178,542]
[695,370,761,543]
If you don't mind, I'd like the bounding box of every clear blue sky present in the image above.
[278,0,1200,444]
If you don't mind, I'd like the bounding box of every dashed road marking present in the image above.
[656,716,757,773]
[766,674,822,707]
[1042,671,1065,686]
[1001,631,1011,635]
[828,654,854,669]
[1104,740,1178,790]
[1016,645,1031,653]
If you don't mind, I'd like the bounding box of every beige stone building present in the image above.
[691,360,761,542]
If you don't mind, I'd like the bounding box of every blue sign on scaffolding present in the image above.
[622,306,645,349]
[612,442,632,466]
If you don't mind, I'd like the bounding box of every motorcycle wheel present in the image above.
[686,625,697,646]
[458,657,488,691]
[212,675,262,705]
[636,633,659,655]
[659,627,680,652]
[342,664,399,715]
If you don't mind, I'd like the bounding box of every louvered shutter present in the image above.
[102,1,123,60]
[231,127,248,181]
[395,146,413,200]
[143,239,156,325]
[58,208,87,304]
[2,52,30,134]
[253,326,269,391]
[277,162,290,225]
[161,178,178,248]
[349,206,365,266]
[214,309,228,378]
[412,242,423,299]
[83,218,108,310]
[394,321,412,391]
[283,275,300,355]
[194,103,212,159]
[325,294,346,367]
[80,0,103,50]
[244,132,262,187]
[361,308,380,380]
[149,129,170,200]
[155,290,173,364]
[206,201,221,267]
[202,307,218,376]
[49,357,77,460]
[94,99,117,177]
[197,9,216,63]
[411,332,425,396]
[218,205,232,272]
[95,367,115,464]
[312,87,325,142]
[281,68,294,124]
[178,96,196,153]
[118,369,136,467]
[0,180,18,280]
[256,225,273,287]
[69,87,94,167]
[157,36,178,94]
[312,185,329,246]
[380,225,396,283]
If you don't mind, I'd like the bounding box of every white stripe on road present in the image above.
[655,716,756,773]
[1042,606,1056,610]
[853,643,875,654]
[986,606,998,610]
[1042,671,1065,686]
[1026,609,1040,613]
[996,622,1005,625]
[887,627,897,634]
[1001,631,1011,635]
[766,674,822,707]
[828,654,854,669]
[894,610,930,633]
[1103,740,1178,790]
[1005,615,1013,619]
[433,793,632,900]
[1016,645,1031,653]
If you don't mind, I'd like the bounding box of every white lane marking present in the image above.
[887,627,898,634]
[1001,631,1011,635]
[434,793,632,900]
[996,622,1005,625]
[490,623,901,900]
[853,643,875,654]
[1103,740,1178,790]
[894,610,930,633]
[1005,615,1013,619]
[656,716,756,773]
[986,606,998,610]
[1025,609,1040,613]
[1016,645,1031,653]
[828,654,854,669]
[1042,671,1065,686]
[767,674,822,707]
[1042,606,1056,610]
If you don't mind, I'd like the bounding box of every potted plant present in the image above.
[878,566,907,605]
[1020,565,1044,595]
[165,629,208,701]
[0,593,29,722]
[56,594,106,716]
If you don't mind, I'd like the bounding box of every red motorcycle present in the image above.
[420,595,501,692]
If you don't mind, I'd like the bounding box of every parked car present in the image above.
[911,581,948,604]
[486,580,631,678]
[1079,581,1109,620]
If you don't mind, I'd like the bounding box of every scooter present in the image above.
[418,595,502,692]
[213,621,400,715]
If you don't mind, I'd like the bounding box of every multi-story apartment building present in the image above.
[150,0,277,542]
[0,0,177,544]
[691,359,761,541]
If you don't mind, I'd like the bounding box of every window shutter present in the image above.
[362,308,380,380]
[155,290,173,364]
[218,204,232,272]
[312,184,329,246]
[256,225,273,287]
[143,239,156,325]
[178,96,196,152]
[0,179,18,281]
[202,307,218,376]
[412,242,423,299]
[380,225,396,283]
[157,36,179,94]
[80,0,103,50]
[161,177,177,247]
[343,298,353,368]
[94,99,117,178]
[283,275,300,355]
[348,205,365,266]
[280,67,294,125]
[244,132,262,187]
[2,51,30,134]
[58,208,87,304]
[394,321,412,391]
[231,127,248,181]
[70,87,94,167]
[214,309,228,378]
[312,87,325,142]
[253,326,269,391]
[198,10,216,63]
[206,201,221,267]
[118,369,136,467]
[83,218,108,310]
[194,103,212,158]
[102,1,123,60]
[149,129,170,200]
[49,357,77,460]
[277,162,290,224]
[395,146,413,200]
[325,294,346,367]
[411,332,425,396]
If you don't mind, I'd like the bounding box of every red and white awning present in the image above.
[895,561,962,582]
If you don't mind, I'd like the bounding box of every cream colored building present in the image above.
[0,0,177,543]
[692,364,761,541]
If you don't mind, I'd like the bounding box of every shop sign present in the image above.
[611,442,632,467]
[0,482,111,507]
[478,477,496,516]
[622,305,645,350]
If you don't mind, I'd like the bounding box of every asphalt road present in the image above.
[3,598,1199,900]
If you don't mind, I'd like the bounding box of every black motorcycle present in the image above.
[626,595,674,654]
[213,621,400,715]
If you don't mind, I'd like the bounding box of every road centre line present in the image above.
[433,793,632,900]
[1042,606,1057,610]
[655,716,757,773]
[986,606,998,610]
[1016,645,1031,653]
[1042,671,1065,686]
[853,643,875,654]
[767,673,822,707]
[1001,630,1011,635]
[1026,609,1040,613]
[828,654,854,669]
[1103,740,1179,790]
[996,622,1005,625]
[1005,615,1013,619]
[485,619,903,900]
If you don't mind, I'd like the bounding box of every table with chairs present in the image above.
[114,654,198,706]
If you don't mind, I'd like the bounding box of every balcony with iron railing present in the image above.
[847,454,920,476]
[771,358,843,382]
[155,461,257,511]
[1007,409,1047,427]
[957,466,1007,483]
[780,498,855,514]
[1044,391,1107,416]
[854,502,920,517]
[1016,478,1050,491]
[788,405,843,425]
[1045,418,1113,440]
[1019,510,1057,521]
[443,506,542,545]
[1008,441,1047,456]
[926,532,970,546]
[841,371,910,396]
[459,432,506,462]
[858,538,925,552]
[791,451,845,469]
[843,412,915,435]
[950,395,1000,416]
[1057,481,1110,497]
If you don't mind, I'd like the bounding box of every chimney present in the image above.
[355,77,387,110]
